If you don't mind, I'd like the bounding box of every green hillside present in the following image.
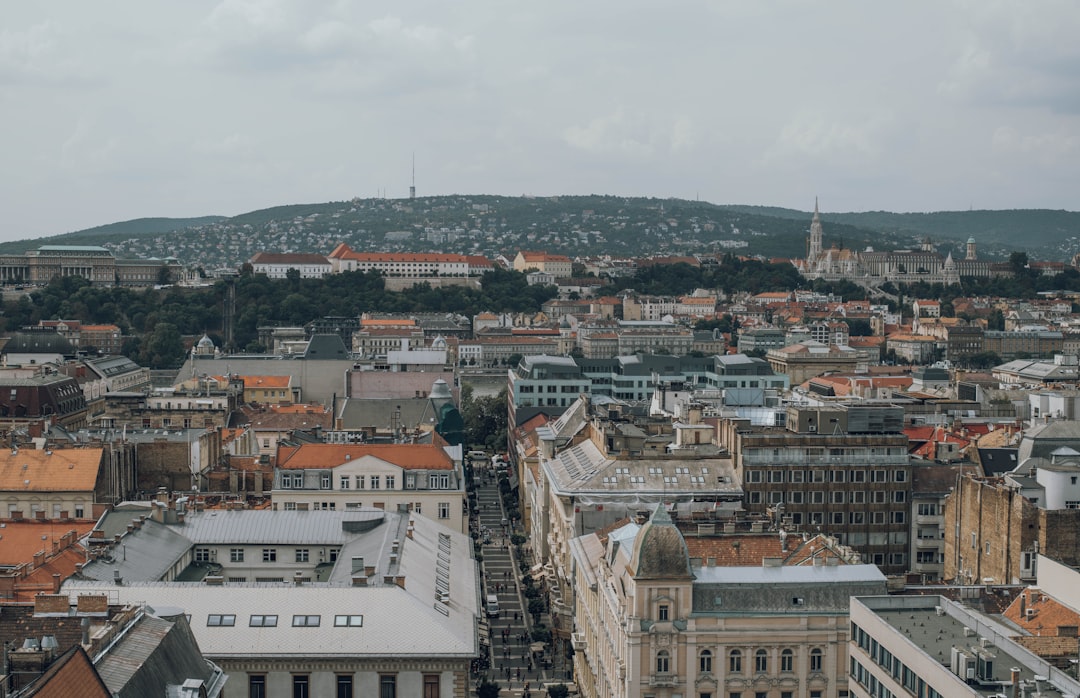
[0,216,226,254]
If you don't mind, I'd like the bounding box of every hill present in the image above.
[3,197,1076,269]
[0,216,227,254]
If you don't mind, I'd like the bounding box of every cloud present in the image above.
[763,110,896,166]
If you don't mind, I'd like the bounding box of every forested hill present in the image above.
[1,195,1075,269]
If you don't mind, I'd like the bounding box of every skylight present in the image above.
[334,614,364,627]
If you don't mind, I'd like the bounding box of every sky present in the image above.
[2,1,1079,242]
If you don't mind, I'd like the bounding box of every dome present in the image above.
[431,336,447,350]
[197,334,214,348]
[628,504,693,580]
[429,379,453,400]
[967,236,976,244]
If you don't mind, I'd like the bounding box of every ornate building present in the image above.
[794,201,1008,285]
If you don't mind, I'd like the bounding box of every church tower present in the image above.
[966,236,977,260]
[807,198,824,262]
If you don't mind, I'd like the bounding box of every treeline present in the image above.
[2,269,558,368]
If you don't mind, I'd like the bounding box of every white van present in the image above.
[486,594,500,617]
[469,450,487,460]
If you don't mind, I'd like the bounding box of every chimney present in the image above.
[1011,667,1020,698]
[113,534,122,544]
[51,573,62,594]
[391,539,400,554]
[34,594,70,615]
[351,573,368,587]
[33,551,45,569]
[76,594,108,615]
[113,569,122,586]
[395,575,406,589]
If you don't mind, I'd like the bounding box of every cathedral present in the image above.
[794,200,1005,285]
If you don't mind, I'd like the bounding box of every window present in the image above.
[263,548,277,562]
[755,649,767,673]
[748,492,762,504]
[851,490,866,504]
[780,648,793,672]
[385,475,395,489]
[700,649,713,673]
[293,675,309,698]
[871,511,886,524]
[295,549,309,562]
[292,615,321,627]
[340,476,350,489]
[195,547,211,562]
[406,474,416,489]
[321,474,331,489]
[849,512,865,524]
[249,675,266,698]
[729,649,742,673]
[831,469,846,483]
[810,648,823,672]
[658,604,669,621]
[334,614,364,627]
[768,491,784,505]
[851,470,866,483]
[380,674,396,698]
[438,502,450,519]
[918,502,938,516]
[891,511,906,524]
[871,470,887,482]
[250,614,278,627]
[894,469,907,482]
[768,470,784,483]
[371,476,381,489]
[789,491,804,504]
[792,596,804,606]
[747,470,762,483]
[356,475,365,489]
[893,491,906,503]
[656,650,670,673]
[830,491,845,504]
[423,675,440,698]
[207,614,235,627]
[831,512,844,525]
[337,675,354,698]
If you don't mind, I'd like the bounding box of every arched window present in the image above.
[780,648,794,672]
[729,649,742,673]
[810,648,823,672]
[656,650,670,674]
[699,649,713,673]
[755,649,768,673]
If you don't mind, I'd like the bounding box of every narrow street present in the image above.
[472,461,550,697]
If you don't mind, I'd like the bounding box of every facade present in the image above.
[718,405,913,575]
[570,505,887,698]
[0,375,89,433]
[767,341,861,385]
[513,251,573,278]
[273,443,467,533]
[328,243,478,277]
[0,246,178,287]
[248,252,332,278]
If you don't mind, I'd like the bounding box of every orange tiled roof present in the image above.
[277,443,455,470]
[1003,589,1080,636]
[685,534,797,566]
[0,448,104,492]
[360,318,417,327]
[239,375,292,389]
[0,521,94,566]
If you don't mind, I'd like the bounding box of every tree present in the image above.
[1010,251,1029,276]
[140,322,186,369]
[546,685,570,698]
[477,679,501,697]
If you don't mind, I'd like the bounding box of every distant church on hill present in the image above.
[793,200,1008,285]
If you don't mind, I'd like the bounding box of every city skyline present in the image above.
[2,1,1078,242]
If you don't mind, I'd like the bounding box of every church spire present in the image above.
[808,198,824,261]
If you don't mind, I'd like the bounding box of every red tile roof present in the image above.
[0,449,104,492]
[277,443,455,470]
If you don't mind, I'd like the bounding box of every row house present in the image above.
[273,443,467,533]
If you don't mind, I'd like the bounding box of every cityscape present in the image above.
[4,204,1080,697]
[3,2,1080,697]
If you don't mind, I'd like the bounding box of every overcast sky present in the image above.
[2,1,1079,242]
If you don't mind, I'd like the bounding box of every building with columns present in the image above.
[569,504,886,698]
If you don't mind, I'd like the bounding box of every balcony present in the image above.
[571,632,587,651]
[649,674,680,687]
[915,537,942,549]
[915,514,944,525]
